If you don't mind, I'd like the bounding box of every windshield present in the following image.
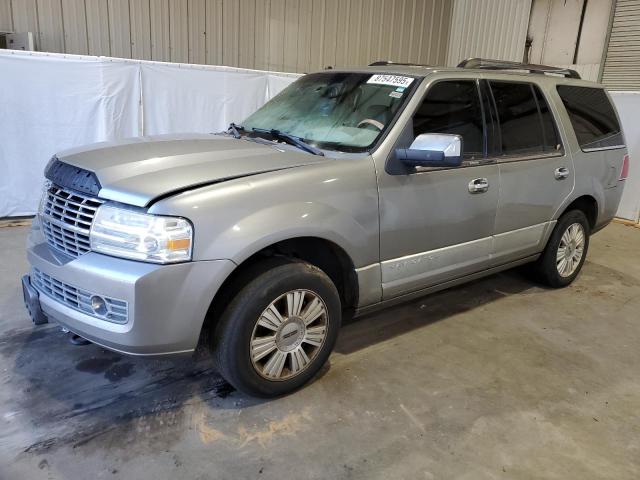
[241,72,418,152]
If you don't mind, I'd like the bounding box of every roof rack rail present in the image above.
[369,60,431,67]
[457,58,581,79]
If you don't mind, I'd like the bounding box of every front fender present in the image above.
[149,156,380,269]
[204,200,373,266]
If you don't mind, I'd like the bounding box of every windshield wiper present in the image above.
[251,128,324,156]
[227,122,244,139]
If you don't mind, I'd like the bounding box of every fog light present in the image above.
[90,295,107,316]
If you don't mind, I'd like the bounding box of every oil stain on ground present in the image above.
[75,356,121,374]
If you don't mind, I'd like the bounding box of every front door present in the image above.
[377,79,499,299]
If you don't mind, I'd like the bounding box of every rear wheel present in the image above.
[530,210,590,288]
[213,258,341,397]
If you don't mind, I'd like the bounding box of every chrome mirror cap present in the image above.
[409,133,463,158]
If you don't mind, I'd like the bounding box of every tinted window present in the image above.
[413,80,483,157]
[480,81,499,155]
[556,86,623,150]
[489,81,560,155]
[534,87,562,152]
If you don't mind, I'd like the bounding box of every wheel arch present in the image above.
[560,195,598,231]
[200,236,359,341]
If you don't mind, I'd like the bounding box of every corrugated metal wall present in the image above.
[446,0,532,66]
[528,0,585,66]
[0,0,453,72]
[527,0,612,84]
[601,0,640,90]
[555,63,601,82]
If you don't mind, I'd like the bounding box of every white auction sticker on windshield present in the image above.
[367,74,414,88]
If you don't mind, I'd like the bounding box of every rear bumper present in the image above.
[26,240,235,356]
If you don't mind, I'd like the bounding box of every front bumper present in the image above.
[26,237,235,356]
[22,274,48,325]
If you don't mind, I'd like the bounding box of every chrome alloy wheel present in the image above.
[250,289,328,380]
[556,222,585,277]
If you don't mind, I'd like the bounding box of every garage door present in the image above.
[601,0,640,90]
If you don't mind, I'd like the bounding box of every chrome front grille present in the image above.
[40,184,103,257]
[31,268,128,324]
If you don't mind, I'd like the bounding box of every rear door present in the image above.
[486,79,573,264]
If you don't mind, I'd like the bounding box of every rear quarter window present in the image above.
[556,85,624,151]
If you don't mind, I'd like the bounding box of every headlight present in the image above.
[90,205,193,264]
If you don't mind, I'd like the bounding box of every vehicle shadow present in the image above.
[2,267,541,458]
[1,326,238,457]
[336,268,541,354]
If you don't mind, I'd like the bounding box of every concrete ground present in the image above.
[1,223,639,480]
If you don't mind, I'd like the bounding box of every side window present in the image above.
[413,80,484,159]
[489,81,561,156]
[556,86,623,150]
[480,80,499,156]
[534,86,562,152]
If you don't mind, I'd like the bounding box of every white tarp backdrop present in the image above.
[140,63,297,136]
[0,50,299,217]
[0,50,638,222]
[0,52,140,216]
[610,93,640,223]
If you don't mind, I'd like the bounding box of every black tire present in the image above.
[212,258,341,398]
[530,210,590,288]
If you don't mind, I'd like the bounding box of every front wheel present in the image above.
[530,210,590,288]
[213,259,341,397]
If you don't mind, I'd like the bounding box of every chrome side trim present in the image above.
[355,263,379,273]
[381,236,493,298]
[375,221,554,300]
[582,145,626,153]
[355,254,540,318]
[355,263,383,307]
[494,151,565,164]
[493,221,553,258]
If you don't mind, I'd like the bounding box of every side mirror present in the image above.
[395,133,463,168]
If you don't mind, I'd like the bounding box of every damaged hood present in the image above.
[55,134,327,207]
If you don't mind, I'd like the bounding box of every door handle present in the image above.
[554,167,570,180]
[468,178,489,194]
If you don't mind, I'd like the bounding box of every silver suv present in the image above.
[22,59,629,397]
